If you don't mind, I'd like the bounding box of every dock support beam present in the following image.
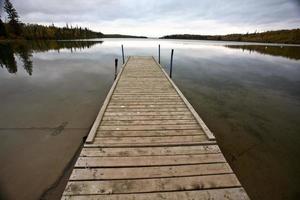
[170,49,174,78]
[121,45,125,64]
[158,44,161,64]
[114,58,118,80]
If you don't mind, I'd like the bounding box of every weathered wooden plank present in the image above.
[122,71,163,73]
[113,92,177,94]
[98,124,200,131]
[93,135,208,145]
[115,86,173,88]
[107,104,186,109]
[116,84,171,86]
[109,101,185,105]
[115,84,169,87]
[109,100,184,103]
[70,163,232,180]
[119,80,168,82]
[89,142,209,148]
[122,73,164,74]
[115,87,173,89]
[105,108,189,113]
[120,77,167,79]
[113,94,177,97]
[119,74,165,76]
[111,98,181,101]
[114,88,174,91]
[108,102,185,108]
[111,96,180,99]
[121,74,164,76]
[119,77,167,79]
[63,174,240,195]
[100,120,197,126]
[122,70,162,72]
[114,91,175,94]
[96,129,204,137]
[80,145,221,157]
[117,83,171,85]
[104,111,192,116]
[102,115,195,121]
[114,90,172,92]
[109,100,184,104]
[117,82,168,84]
[75,154,225,167]
[116,85,171,88]
[61,188,250,200]
[116,87,171,89]
[84,140,216,148]
[113,92,176,95]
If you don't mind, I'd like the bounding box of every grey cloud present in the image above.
[2,0,300,36]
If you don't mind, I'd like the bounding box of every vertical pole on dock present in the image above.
[170,49,174,78]
[121,45,125,64]
[158,44,161,64]
[114,58,118,80]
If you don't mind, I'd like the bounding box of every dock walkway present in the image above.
[62,56,250,199]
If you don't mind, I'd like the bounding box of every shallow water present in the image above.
[0,39,299,200]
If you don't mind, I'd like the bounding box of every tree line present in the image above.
[161,29,300,44]
[0,0,103,40]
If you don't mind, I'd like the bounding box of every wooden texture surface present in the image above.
[62,56,249,199]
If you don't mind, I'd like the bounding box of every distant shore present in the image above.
[102,34,147,39]
[2,26,300,45]
[160,29,300,44]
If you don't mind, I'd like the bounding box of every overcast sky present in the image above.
[1,0,300,37]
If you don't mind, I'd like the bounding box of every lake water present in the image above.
[0,39,299,200]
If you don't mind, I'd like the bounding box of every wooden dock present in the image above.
[61,56,250,199]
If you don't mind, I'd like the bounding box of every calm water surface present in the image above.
[0,39,299,200]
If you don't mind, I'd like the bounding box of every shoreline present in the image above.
[2,37,300,46]
[158,38,300,46]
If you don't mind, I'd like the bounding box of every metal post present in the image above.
[121,45,125,64]
[114,58,118,80]
[170,49,174,78]
[158,44,161,64]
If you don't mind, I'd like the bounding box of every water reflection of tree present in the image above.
[16,44,33,75]
[0,43,18,73]
[0,40,103,75]
[226,45,300,60]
